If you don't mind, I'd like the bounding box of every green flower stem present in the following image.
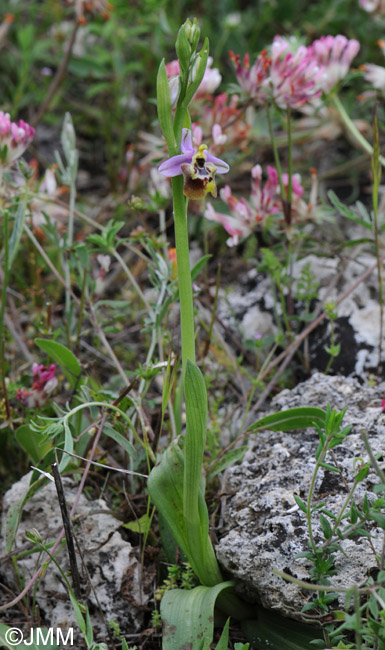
[332,94,385,167]
[171,175,196,372]
[287,106,293,206]
[0,209,9,351]
[266,104,286,200]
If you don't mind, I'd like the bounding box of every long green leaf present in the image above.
[184,361,207,528]
[4,477,49,553]
[248,407,326,433]
[242,607,323,649]
[35,339,81,389]
[161,582,234,650]
[148,442,190,563]
[184,361,222,586]
[8,199,27,267]
[148,441,221,585]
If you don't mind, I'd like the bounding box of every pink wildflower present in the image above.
[16,363,58,408]
[229,50,272,105]
[205,165,281,246]
[205,165,317,246]
[0,111,35,165]
[270,36,326,109]
[199,92,251,154]
[310,35,360,92]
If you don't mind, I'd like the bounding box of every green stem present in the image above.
[0,210,9,349]
[287,106,293,205]
[332,94,385,167]
[266,104,286,199]
[307,438,331,553]
[171,175,196,372]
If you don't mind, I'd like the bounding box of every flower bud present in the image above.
[175,24,191,77]
[168,75,181,108]
[184,18,200,51]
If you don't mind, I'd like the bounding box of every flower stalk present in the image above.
[171,175,196,369]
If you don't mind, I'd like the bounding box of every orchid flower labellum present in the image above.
[158,128,229,199]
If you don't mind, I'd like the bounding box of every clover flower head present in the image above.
[310,35,360,92]
[270,36,327,109]
[205,165,317,246]
[229,49,271,105]
[16,363,58,408]
[0,111,35,165]
[158,128,229,199]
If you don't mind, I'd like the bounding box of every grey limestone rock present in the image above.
[217,253,383,376]
[216,373,385,622]
[1,473,151,639]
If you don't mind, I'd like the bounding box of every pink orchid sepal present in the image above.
[158,128,229,199]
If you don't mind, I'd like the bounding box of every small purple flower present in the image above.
[158,128,229,199]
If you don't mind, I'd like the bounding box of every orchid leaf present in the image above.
[161,582,234,650]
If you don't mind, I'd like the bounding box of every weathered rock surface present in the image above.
[217,253,383,375]
[216,373,385,622]
[1,473,152,640]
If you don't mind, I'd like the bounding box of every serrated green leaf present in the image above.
[35,339,81,389]
[248,407,326,433]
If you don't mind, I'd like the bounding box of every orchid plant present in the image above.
[147,18,251,647]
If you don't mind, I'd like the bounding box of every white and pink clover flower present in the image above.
[0,111,35,165]
[309,35,360,92]
[16,363,58,408]
[205,165,317,246]
[270,36,327,109]
[229,50,271,105]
